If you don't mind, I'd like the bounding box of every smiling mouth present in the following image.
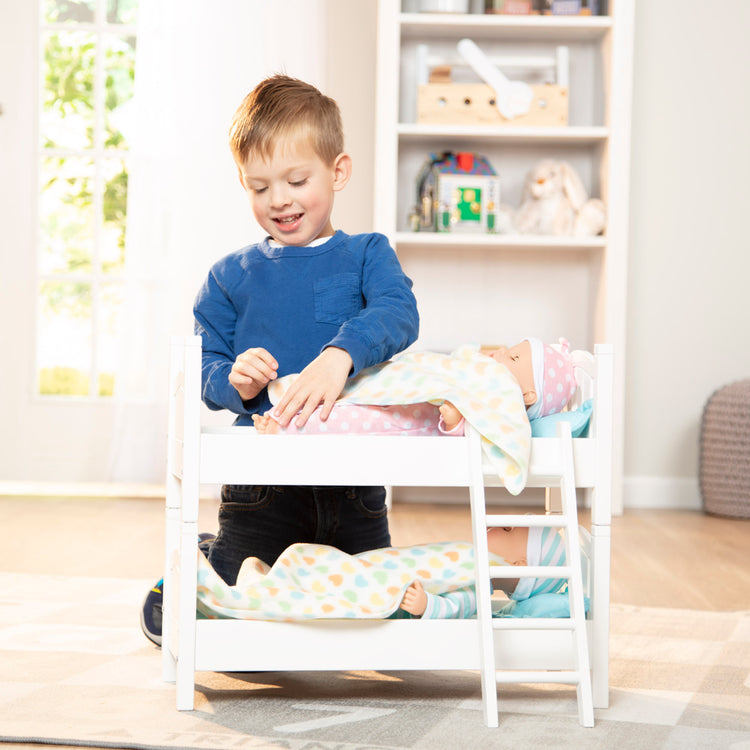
[274,214,303,226]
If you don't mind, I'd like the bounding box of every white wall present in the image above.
[624,0,750,508]
[324,1,378,236]
[328,0,750,510]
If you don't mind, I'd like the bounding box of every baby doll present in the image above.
[252,337,577,435]
[399,524,575,619]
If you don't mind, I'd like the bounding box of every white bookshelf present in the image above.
[374,0,634,512]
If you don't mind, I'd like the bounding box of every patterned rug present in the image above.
[0,572,748,750]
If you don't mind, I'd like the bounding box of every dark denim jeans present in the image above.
[207,484,391,585]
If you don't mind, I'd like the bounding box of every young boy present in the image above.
[192,74,418,587]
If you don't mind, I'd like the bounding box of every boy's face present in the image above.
[238,139,351,246]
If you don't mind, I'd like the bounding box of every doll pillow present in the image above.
[529,399,593,438]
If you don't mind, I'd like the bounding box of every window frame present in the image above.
[36,0,137,400]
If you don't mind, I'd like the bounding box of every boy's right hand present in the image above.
[229,347,278,402]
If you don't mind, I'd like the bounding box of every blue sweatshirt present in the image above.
[194,230,419,424]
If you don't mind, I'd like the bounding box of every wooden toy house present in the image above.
[414,151,501,234]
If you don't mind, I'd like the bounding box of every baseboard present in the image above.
[0,480,164,499]
[395,478,704,513]
[623,476,702,510]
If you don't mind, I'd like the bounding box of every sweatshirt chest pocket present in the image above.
[314,273,362,325]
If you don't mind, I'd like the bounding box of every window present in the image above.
[38,0,137,396]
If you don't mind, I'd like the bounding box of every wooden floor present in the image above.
[2,494,749,611]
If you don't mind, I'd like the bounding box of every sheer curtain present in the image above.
[108,0,326,483]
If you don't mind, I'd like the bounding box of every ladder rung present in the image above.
[489,565,572,578]
[485,514,572,528]
[494,670,583,685]
[491,617,575,630]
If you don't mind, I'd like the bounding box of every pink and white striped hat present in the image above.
[525,338,577,419]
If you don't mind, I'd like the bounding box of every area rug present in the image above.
[0,573,748,750]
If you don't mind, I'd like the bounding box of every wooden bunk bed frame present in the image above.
[162,335,613,728]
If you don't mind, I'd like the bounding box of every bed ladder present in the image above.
[469,420,594,728]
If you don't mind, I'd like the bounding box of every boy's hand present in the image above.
[273,346,352,428]
[229,347,278,402]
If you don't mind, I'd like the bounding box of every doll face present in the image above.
[487,340,537,407]
[487,526,529,596]
[487,526,528,565]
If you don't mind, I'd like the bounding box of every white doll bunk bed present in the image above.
[162,335,613,728]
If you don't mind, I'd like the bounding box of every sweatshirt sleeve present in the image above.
[193,264,256,415]
[326,233,419,376]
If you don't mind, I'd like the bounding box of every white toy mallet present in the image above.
[457,38,534,120]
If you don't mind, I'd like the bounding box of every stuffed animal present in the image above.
[513,160,606,237]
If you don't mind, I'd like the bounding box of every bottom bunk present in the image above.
[165,524,604,726]
[186,618,593,674]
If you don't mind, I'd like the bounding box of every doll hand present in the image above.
[439,401,463,432]
[400,581,428,617]
[229,347,278,401]
[273,346,352,428]
[251,412,280,435]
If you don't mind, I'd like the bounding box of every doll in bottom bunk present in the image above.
[195,524,589,622]
[150,527,565,642]
[395,525,587,620]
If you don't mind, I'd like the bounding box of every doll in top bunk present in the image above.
[251,337,578,436]
[396,524,584,620]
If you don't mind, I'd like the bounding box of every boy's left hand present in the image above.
[273,346,352,428]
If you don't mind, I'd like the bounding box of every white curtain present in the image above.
[108,0,326,483]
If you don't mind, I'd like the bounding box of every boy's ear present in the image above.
[237,165,247,190]
[332,153,352,191]
[522,388,537,406]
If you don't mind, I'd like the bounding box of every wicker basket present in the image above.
[699,379,750,518]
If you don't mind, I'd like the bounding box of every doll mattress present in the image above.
[196,541,504,622]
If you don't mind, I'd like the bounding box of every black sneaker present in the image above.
[198,532,216,556]
[140,534,216,647]
[140,579,163,647]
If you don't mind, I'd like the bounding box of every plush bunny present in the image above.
[513,160,606,237]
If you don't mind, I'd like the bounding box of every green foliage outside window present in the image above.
[38,0,137,396]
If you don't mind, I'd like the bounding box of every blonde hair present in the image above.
[229,74,344,166]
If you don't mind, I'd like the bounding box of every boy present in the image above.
[193,75,418,586]
[142,75,418,644]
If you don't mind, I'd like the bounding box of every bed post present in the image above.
[591,343,613,708]
[162,336,184,683]
[168,335,203,711]
[466,425,499,728]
